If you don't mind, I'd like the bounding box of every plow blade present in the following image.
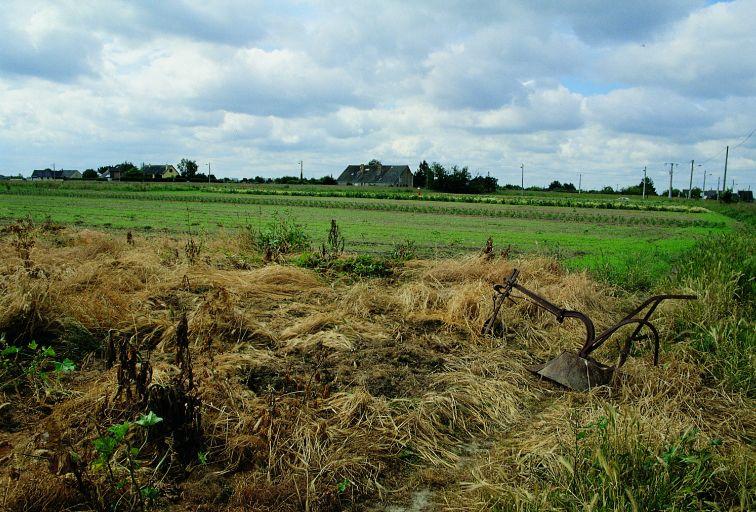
[528,351,614,391]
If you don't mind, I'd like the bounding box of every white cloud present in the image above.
[0,0,753,190]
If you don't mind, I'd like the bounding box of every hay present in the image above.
[0,226,752,512]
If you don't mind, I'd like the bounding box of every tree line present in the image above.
[414,161,498,194]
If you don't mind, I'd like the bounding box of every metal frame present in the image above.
[483,269,696,369]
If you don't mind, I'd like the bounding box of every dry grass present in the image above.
[0,226,752,511]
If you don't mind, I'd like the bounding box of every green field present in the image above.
[0,180,741,287]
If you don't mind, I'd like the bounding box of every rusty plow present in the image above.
[482,269,696,391]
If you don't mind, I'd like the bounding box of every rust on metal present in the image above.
[483,269,696,390]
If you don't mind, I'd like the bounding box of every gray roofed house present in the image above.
[141,164,179,179]
[337,163,413,187]
[31,169,81,180]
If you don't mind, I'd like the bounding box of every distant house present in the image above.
[99,167,120,181]
[337,163,413,187]
[703,190,718,200]
[141,164,179,180]
[738,190,753,202]
[31,169,82,180]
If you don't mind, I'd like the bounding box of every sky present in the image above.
[0,0,754,191]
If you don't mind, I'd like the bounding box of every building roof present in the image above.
[142,164,176,175]
[32,169,79,179]
[337,164,411,184]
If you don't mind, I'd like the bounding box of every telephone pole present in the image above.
[721,145,729,196]
[702,171,709,196]
[642,167,647,199]
[665,162,677,199]
[299,160,303,183]
[688,160,694,199]
[520,163,524,191]
[716,176,720,199]
[578,172,582,194]
[207,162,211,183]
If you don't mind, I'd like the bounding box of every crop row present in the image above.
[1,188,725,229]
[5,181,708,213]
[207,186,709,213]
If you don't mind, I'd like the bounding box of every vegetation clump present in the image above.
[247,211,310,262]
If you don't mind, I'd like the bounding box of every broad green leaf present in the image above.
[28,340,38,350]
[93,436,117,458]
[41,346,56,358]
[53,359,76,373]
[1,346,20,357]
[135,411,163,427]
[108,421,130,441]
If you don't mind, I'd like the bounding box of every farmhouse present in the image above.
[337,163,413,187]
[141,164,179,180]
[31,169,82,180]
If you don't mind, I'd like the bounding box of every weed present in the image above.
[184,236,202,264]
[391,239,417,261]
[4,218,36,269]
[247,211,310,262]
[320,219,345,260]
[0,337,76,398]
[88,411,165,511]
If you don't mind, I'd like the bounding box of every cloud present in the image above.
[0,2,103,81]
[0,0,754,190]
[599,0,756,98]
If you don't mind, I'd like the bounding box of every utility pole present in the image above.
[642,167,647,199]
[207,162,211,183]
[722,145,729,196]
[716,176,720,199]
[520,163,524,191]
[702,171,709,197]
[578,173,582,194]
[665,162,677,199]
[688,160,694,199]
[299,160,303,183]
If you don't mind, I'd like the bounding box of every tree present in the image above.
[415,160,430,188]
[367,159,381,166]
[82,169,98,180]
[548,180,563,191]
[178,159,198,179]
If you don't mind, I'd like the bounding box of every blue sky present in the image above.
[0,0,754,190]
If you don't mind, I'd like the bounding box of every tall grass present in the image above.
[670,229,755,396]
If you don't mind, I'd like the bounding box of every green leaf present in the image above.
[129,447,140,457]
[1,345,20,357]
[28,340,38,350]
[198,451,208,465]
[41,346,56,358]
[135,411,163,427]
[108,421,130,441]
[93,436,118,458]
[141,486,159,500]
[337,478,350,494]
[53,358,76,373]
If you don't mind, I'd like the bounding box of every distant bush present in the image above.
[246,212,310,262]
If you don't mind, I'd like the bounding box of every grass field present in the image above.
[0,181,739,290]
[0,221,753,511]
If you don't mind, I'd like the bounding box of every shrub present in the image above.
[247,212,310,262]
[332,255,392,277]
